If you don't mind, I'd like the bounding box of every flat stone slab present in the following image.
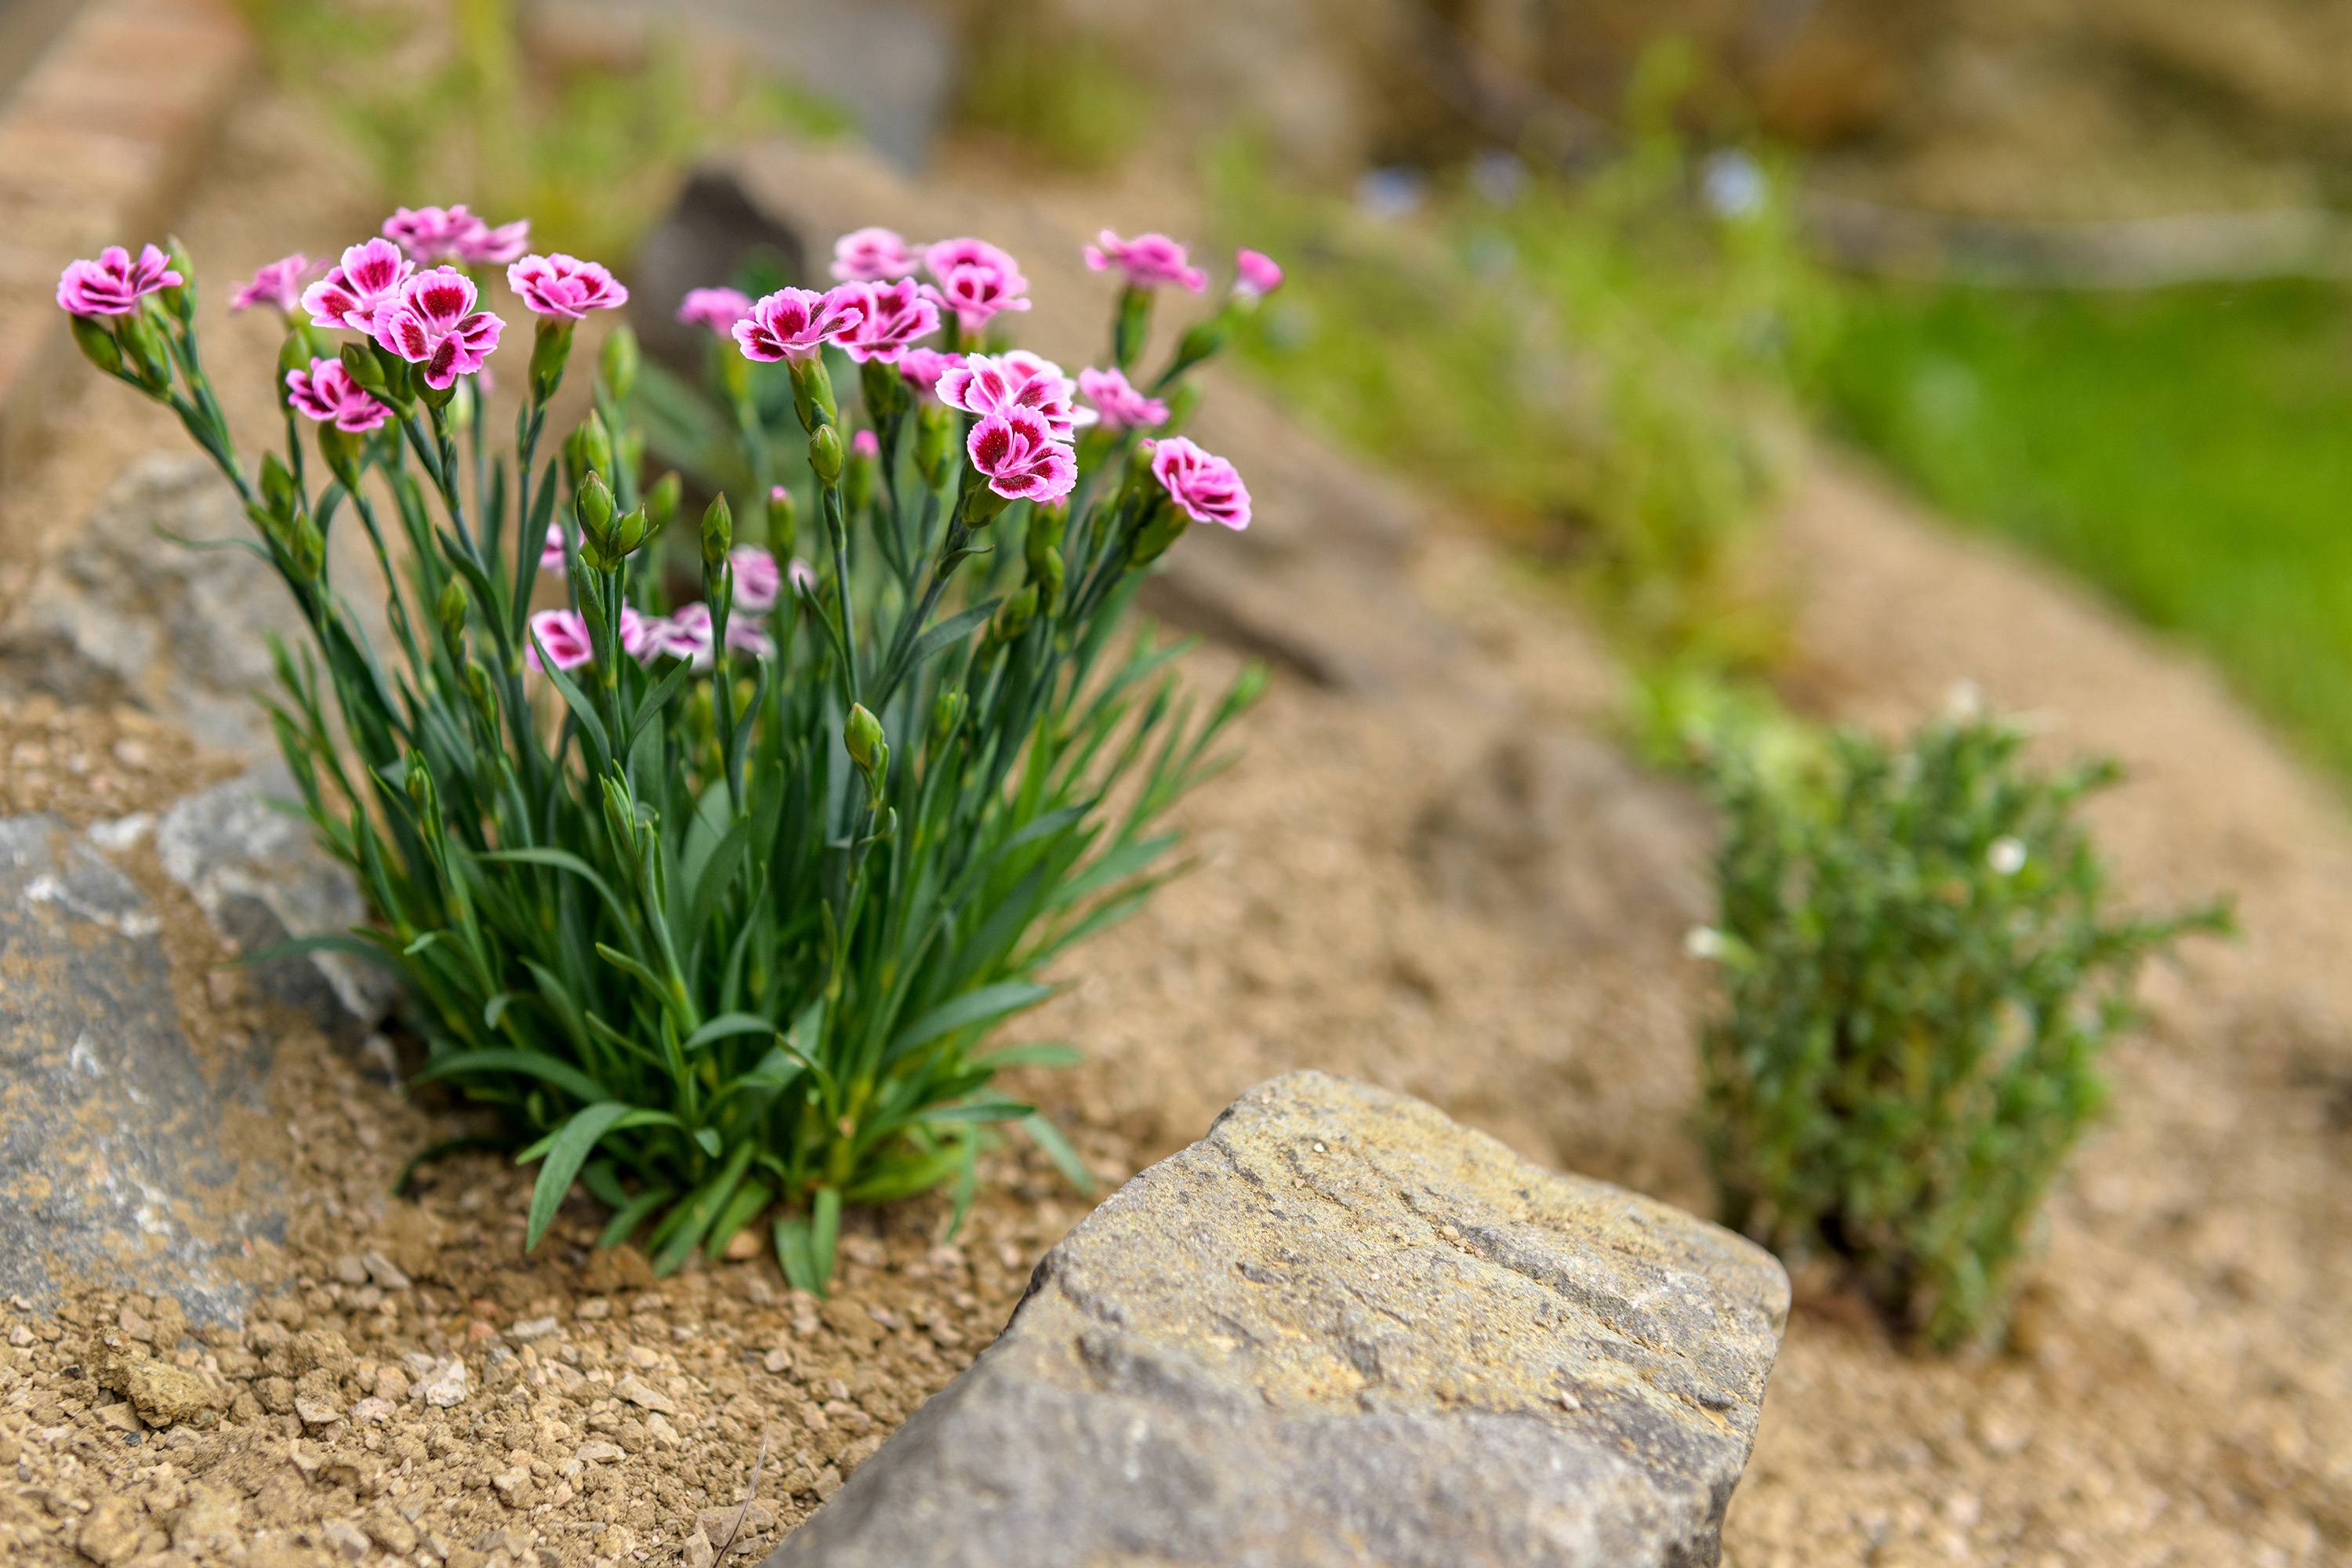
[769,1071,1789,1568]
[0,815,275,1324]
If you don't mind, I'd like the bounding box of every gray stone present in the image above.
[1414,731,1716,951]
[154,772,397,1042]
[0,815,278,1324]
[768,1071,1788,1568]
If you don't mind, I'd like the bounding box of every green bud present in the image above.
[278,330,318,380]
[530,317,575,406]
[599,324,640,403]
[931,688,965,744]
[1025,505,1065,577]
[160,236,197,324]
[68,314,122,379]
[437,576,469,651]
[285,511,326,583]
[416,375,456,411]
[858,356,906,423]
[644,470,683,535]
[117,310,172,391]
[844,434,877,515]
[914,401,956,487]
[809,424,844,488]
[466,659,499,729]
[1130,495,1189,568]
[260,452,300,522]
[844,704,887,786]
[1112,285,1152,372]
[338,341,389,394]
[699,492,732,571]
[620,428,644,487]
[564,412,614,491]
[612,505,649,559]
[1171,317,1229,379]
[404,750,434,811]
[577,470,616,546]
[766,485,797,559]
[1031,543,1064,604]
[989,583,1038,647]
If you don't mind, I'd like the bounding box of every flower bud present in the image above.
[1025,505,1065,576]
[809,423,844,488]
[316,423,366,490]
[1029,543,1064,604]
[278,330,316,380]
[914,401,956,486]
[284,510,326,583]
[931,688,965,744]
[530,317,575,406]
[564,412,613,491]
[1112,285,1152,372]
[404,749,434,811]
[599,324,640,403]
[160,236,197,324]
[844,704,887,793]
[858,356,907,423]
[260,451,301,523]
[766,485,797,559]
[116,310,172,391]
[988,583,1038,647]
[787,357,838,431]
[69,314,122,378]
[644,470,683,535]
[466,659,499,729]
[613,505,649,560]
[576,470,615,549]
[338,340,389,394]
[844,433,877,516]
[700,492,732,571]
[437,576,469,652]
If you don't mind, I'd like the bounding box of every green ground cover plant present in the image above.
[1814,278,2352,781]
[56,218,1266,1291]
[1690,706,2227,1345]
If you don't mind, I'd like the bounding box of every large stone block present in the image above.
[769,1071,1788,1568]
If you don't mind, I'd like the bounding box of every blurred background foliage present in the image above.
[231,0,2352,786]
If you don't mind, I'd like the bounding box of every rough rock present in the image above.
[76,1494,143,1566]
[0,815,278,1323]
[122,1356,224,1427]
[768,1071,1789,1568]
[155,775,397,1041]
[1414,731,1716,950]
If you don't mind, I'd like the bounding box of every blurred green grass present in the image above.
[1813,279,2352,779]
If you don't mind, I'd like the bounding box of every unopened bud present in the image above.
[600,325,640,403]
[809,423,844,487]
[914,401,956,486]
[404,750,433,808]
[564,412,613,491]
[117,310,172,390]
[576,470,615,548]
[278,331,317,380]
[286,512,326,582]
[845,429,878,514]
[530,317,575,405]
[159,237,197,322]
[339,341,389,394]
[931,688,965,743]
[1030,543,1064,604]
[787,357,838,430]
[700,492,732,570]
[844,703,885,773]
[316,423,365,489]
[437,576,469,651]
[260,452,301,523]
[643,470,682,534]
[612,506,649,559]
[766,485,797,558]
[69,314,122,378]
[989,584,1038,646]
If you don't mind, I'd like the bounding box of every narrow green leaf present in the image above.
[695,1127,724,1158]
[1020,1111,1098,1196]
[598,1185,674,1249]
[682,1012,779,1053]
[524,1103,639,1250]
[972,1042,1085,1070]
[918,1099,1036,1125]
[888,980,1053,1059]
[704,1178,775,1261]
[412,1048,610,1105]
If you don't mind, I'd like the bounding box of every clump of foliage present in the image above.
[1212,64,1836,673]
[238,0,848,260]
[952,0,1156,172]
[1691,707,2227,1345]
[57,217,1265,1292]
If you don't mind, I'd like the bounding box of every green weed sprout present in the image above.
[1690,703,2227,1345]
[56,220,1269,1292]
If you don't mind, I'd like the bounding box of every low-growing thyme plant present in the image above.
[56,218,1279,1290]
[1689,702,2228,1345]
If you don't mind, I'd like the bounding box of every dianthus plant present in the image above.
[1690,706,2227,1345]
[59,220,1277,1289]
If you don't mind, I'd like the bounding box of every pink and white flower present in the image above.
[284,358,391,433]
[56,244,182,317]
[896,347,964,399]
[383,205,531,267]
[677,287,752,336]
[540,522,569,573]
[724,618,775,659]
[1083,230,1207,292]
[527,608,593,670]
[937,351,1095,443]
[833,278,940,365]
[371,267,505,390]
[829,227,920,281]
[920,238,1030,332]
[1076,366,1167,431]
[459,220,532,267]
[729,546,781,612]
[303,238,415,333]
[647,602,715,668]
[506,253,628,319]
[1232,248,1283,303]
[732,285,866,363]
[789,557,819,596]
[968,407,1077,504]
[619,605,659,660]
[851,430,880,460]
[231,253,314,314]
[1148,436,1250,530]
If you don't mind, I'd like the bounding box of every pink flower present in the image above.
[724,618,775,659]
[461,220,532,267]
[284,358,391,434]
[230,253,314,314]
[56,244,182,317]
[302,238,414,332]
[619,605,658,660]
[648,602,715,668]
[937,351,1095,443]
[1233,248,1283,303]
[897,348,964,398]
[834,278,940,365]
[527,609,593,670]
[851,430,880,460]
[1083,230,1207,292]
[677,287,752,336]
[830,227,920,281]
[729,546,781,612]
[383,206,532,267]
[506,253,628,319]
[920,238,1030,332]
[788,558,819,595]
[372,267,505,390]
[1076,366,1167,431]
[1149,436,1250,530]
[540,522,568,573]
[968,407,1077,504]
[733,285,866,363]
